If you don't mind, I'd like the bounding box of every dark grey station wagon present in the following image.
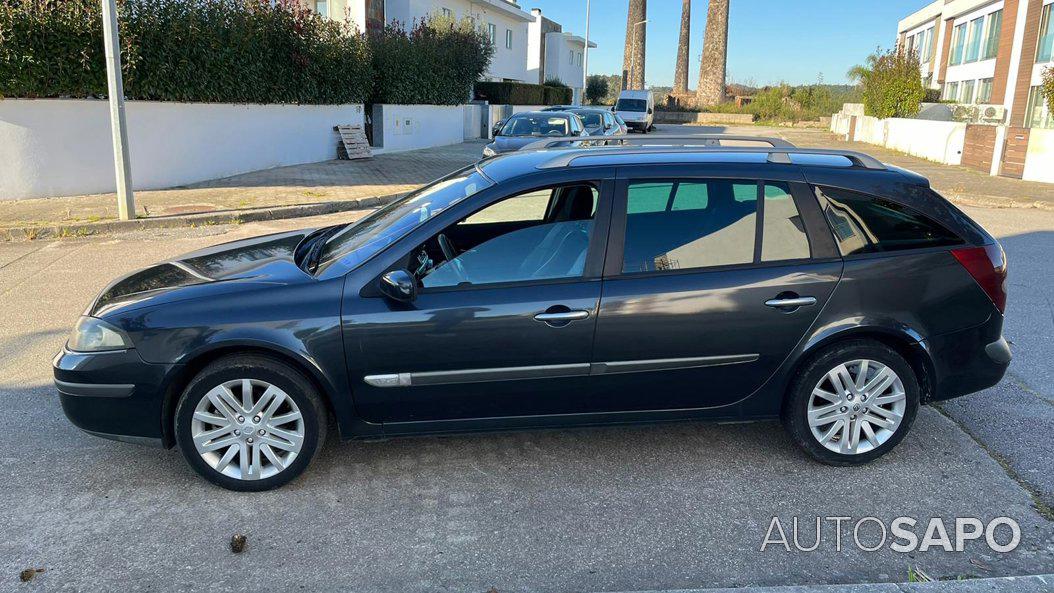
[54,136,1010,490]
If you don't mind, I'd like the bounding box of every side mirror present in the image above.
[379,269,417,303]
[647,108,653,114]
[492,119,506,136]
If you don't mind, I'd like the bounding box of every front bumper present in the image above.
[52,347,178,446]
[923,313,1011,402]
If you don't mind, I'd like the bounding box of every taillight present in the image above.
[952,243,1007,313]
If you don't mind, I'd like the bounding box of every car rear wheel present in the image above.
[783,340,919,465]
[174,354,326,491]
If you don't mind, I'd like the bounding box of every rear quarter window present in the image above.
[816,186,963,255]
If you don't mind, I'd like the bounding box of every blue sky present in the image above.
[523,0,928,87]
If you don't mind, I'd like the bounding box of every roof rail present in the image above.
[534,146,887,171]
[520,134,795,151]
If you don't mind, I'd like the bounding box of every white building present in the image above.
[527,9,596,104]
[309,0,533,83]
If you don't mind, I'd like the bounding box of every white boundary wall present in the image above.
[0,99,364,201]
[830,108,966,165]
[1023,128,1054,183]
[372,104,465,154]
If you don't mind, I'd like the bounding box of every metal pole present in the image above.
[582,0,590,105]
[101,0,135,221]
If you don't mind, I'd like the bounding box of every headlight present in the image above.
[67,316,132,352]
[482,145,496,157]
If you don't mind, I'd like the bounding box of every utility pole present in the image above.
[101,0,135,220]
[582,0,590,105]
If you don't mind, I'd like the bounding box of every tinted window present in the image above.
[419,185,597,288]
[622,180,757,273]
[817,186,962,255]
[761,182,810,262]
[616,98,647,112]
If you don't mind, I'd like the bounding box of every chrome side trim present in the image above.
[363,355,758,388]
[590,354,759,375]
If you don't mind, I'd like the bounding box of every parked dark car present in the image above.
[482,111,587,157]
[55,136,1010,491]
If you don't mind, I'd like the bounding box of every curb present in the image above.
[615,574,1053,593]
[0,191,408,242]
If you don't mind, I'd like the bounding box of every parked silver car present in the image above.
[565,108,625,137]
[482,111,587,157]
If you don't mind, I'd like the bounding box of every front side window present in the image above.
[317,168,492,274]
[621,180,758,273]
[761,183,810,262]
[816,186,962,256]
[416,184,598,288]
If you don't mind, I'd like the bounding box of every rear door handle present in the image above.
[765,296,817,309]
[534,310,590,323]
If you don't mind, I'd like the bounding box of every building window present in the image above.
[505,29,512,49]
[977,78,994,103]
[920,27,934,62]
[441,7,452,18]
[964,16,983,62]
[1026,86,1054,128]
[569,50,574,64]
[1039,3,1054,63]
[960,79,976,103]
[942,81,959,101]
[314,0,327,18]
[488,23,496,44]
[982,9,1002,60]
[950,23,966,65]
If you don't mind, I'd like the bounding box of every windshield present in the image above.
[315,168,492,275]
[501,114,571,136]
[616,98,648,112]
[573,111,603,127]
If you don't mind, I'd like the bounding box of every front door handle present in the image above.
[534,310,590,323]
[765,296,817,309]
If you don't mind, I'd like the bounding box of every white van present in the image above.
[614,89,655,133]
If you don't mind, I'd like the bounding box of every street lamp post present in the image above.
[100,0,135,221]
[629,19,648,90]
[582,0,590,105]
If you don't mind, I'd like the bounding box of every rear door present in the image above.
[590,165,843,412]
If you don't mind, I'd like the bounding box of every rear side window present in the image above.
[816,186,963,255]
[622,179,758,272]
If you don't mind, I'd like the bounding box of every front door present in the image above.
[590,175,842,412]
[345,181,611,424]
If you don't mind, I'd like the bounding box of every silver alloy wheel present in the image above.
[190,379,304,480]
[807,359,907,455]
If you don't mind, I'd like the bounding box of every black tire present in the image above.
[175,354,326,491]
[782,339,919,466]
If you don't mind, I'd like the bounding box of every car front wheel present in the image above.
[174,354,326,491]
[783,340,919,465]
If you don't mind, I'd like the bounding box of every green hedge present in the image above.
[369,16,492,105]
[474,81,570,106]
[0,0,491,105]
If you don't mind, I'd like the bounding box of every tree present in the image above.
[1042,67,1054,124]
[586,75,609,105]
[848,47,925,119]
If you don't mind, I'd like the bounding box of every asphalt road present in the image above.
[1,136,1053,591]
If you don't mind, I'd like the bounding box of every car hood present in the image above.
[89,228,317,317]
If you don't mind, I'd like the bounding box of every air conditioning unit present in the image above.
[979,104,1007,123]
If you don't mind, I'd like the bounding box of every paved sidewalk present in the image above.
[0,141,485,231]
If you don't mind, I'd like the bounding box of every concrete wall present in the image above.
[372,104,464,153]
[0,99,363,201]
[1023,128,1054,183]
[463,104,484,140]
[831,108,966,165]
[654,111,755,125]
